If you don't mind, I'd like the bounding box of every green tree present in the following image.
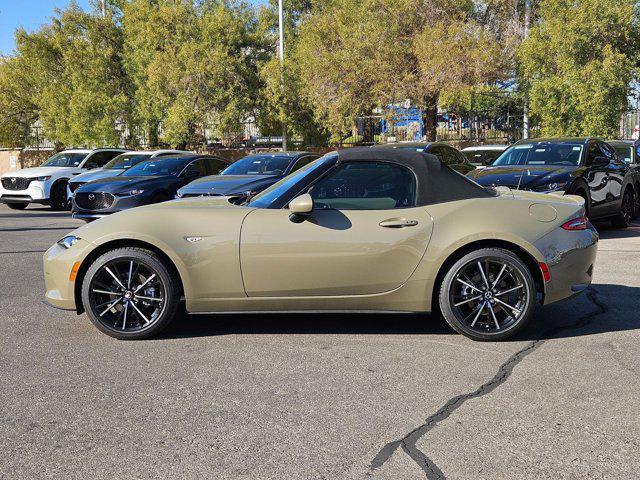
[0,55,39,148]
[518,0,638,137]
[122,0,266,148]
[16,3,131,147]
[293,0,509,142]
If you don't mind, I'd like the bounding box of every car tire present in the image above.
[611,188,634,229]
[6,202,28,210]
[50,181,70,211]
[81,247,181,340]
[633,187,640,220]
[438,248,536,341]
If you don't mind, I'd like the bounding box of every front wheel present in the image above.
[81,247,181,339]
[50,182,70,211]
[439,248,536,341]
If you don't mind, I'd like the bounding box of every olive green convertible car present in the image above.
[43,148,598,341]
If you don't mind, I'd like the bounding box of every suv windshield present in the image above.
[123,158,186,177]
[222,155,292,175]
[41,152,88,167]
[104,153,153,170]
[493,143,583,166]
[612,145,632,163]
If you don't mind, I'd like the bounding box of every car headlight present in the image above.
[533,181,567,192]
[36,176,51,181]
[116,189,144,197]
[57,235,80,249]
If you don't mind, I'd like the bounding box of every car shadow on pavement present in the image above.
[593,219,640,239]
[158,283,640,341]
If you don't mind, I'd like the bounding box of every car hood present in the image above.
[179,174,280,195]
[1,166,74,178]
[76,175,171,193]
[467,165,576,188]
[71,168,124,183]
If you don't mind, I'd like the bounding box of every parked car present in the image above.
[0,148,126,210]
[44,147,597,342]
[67,150,192,201]
[467,137,636,228]
[176,152,320,200]
[461,144,509,167]
[72,154,228,221]
[372,142,475,174]
[606,139,640,217]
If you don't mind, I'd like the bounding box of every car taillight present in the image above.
[561,212,588,230]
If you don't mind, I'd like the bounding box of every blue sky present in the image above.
[0,0,266,56]
[0,0,92,55]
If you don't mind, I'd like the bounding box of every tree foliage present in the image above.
[518,0,638,137]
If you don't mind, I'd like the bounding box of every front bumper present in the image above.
[43,239,93,310]
[0,181,48,203]
[534,222,599,305]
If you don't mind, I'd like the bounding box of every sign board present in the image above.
[9,156,17,169]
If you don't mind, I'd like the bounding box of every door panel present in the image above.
[240,207,433,297]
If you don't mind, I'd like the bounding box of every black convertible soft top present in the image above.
[337,146,492,206]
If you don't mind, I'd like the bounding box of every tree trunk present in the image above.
[422,92,439,141]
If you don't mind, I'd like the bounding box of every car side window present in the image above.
[206,158,228,175]
[586,142,607,165]
[428,146,444,162]
[182,159,207,177]
[599,142,617,162]
[309,161,416,210]
[85,152,112,168]
[290,156,317,173]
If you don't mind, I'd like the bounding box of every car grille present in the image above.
[75,192,115,210]
[69,182,86,193]
[2,177,32,190]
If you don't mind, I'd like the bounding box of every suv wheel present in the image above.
[611,189,633,229]
[50,182,70,211]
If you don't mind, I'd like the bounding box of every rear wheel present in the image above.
[611,189,633,229]
[6,202,28,210]
[439,248,536,341]
[81,247,181,340]
[50,181,70,211]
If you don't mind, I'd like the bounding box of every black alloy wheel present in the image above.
[439,248,536,341]
[612,189,633,229]
[81,247,181,339]
[50,182,70,211]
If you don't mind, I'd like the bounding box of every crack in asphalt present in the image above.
[367,286,607,479]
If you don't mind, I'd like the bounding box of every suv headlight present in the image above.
[533,181,567,192]
[36,176,51,181]
[116,189,144,197]
[57,235,80,249]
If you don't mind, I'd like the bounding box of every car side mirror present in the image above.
[289,193,313,223]
[592,156,610,167]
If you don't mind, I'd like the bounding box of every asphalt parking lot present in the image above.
[0,204,639,480]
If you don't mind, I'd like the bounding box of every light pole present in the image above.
[522,0,531,139]
[278,0,288,151]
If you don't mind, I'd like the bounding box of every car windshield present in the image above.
[104,153,152,170]
[221,154,292,175]
[41,152,88,167]
[493,143,583,166]
[122,158,186,177]
[248,157,331,208]
[612,145,632,163]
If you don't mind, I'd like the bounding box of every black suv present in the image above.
[467,137,636,228]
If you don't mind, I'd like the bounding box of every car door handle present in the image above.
[379,218,419,228]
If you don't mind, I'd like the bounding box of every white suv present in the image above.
[0,148,126,210]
